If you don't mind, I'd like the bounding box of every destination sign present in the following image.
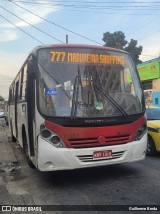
[50,51,125,65]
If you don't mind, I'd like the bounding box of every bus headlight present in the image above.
[134,124,147,141]
[40,126,66,148]
[50,136,63,147]
[41,129,52,139]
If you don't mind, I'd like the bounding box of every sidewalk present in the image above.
[0,119,17,166]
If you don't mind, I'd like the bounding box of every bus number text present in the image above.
[50,51,66,62]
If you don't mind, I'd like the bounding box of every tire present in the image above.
[22,129,35,169]
[146,135,157,156]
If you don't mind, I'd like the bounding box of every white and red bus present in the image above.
[8,44,147,171]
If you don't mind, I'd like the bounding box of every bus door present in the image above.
[15,80,19,138]
[27,60,35,157]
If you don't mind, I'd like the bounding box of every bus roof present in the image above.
[31,44,127,55]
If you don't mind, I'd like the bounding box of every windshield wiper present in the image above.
[85,68,128,118]
[70,76,80,119]
[71,64,83,119]
[95,86,128,118]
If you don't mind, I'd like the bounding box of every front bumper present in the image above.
[37,133,147,171]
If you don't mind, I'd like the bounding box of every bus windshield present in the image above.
[37,47,144,118]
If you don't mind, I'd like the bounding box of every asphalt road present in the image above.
[0,120,160,214]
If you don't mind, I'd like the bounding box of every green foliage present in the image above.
[103,31,127,50]
[124,39,142,64]
[102,31,143,64]
[0,95,5,101]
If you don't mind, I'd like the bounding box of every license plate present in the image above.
[93,150,112,159]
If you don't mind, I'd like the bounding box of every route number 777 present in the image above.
[50,51,66,62]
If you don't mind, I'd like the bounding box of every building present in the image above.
[137,57,160,106]
[0,101,5,111]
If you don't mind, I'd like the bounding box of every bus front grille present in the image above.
[68,135,130,149]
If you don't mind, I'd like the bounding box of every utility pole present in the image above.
[66,34,68,44]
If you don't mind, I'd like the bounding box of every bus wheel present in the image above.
[146,135,157,156]
[22,129,35,169]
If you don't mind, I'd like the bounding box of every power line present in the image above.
[138,30,160,41]
[10,3,160,9]
[0,5,65,44]
[6,0,160,15]
[6,0,160,3]
[1,0,159,58]
[54,8,160,15]
[126,15,159,37]
[0,14,44,45]
[7,0,160,6]
[8,0,104,45]
[7,0,160,10]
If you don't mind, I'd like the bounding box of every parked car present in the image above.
[0,109,5,118]
[146,106,160,155]
[0,108,8,125]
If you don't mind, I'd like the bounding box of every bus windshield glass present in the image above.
[37,47,144,118]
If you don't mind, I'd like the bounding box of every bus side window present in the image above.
[17,73,21,101]
[20,65,27,101]
[9,84,15,104]
[9,88,12,105]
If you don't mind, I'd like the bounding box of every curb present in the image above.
[0,120,18,165]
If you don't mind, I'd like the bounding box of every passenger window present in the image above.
[20,65,27,100]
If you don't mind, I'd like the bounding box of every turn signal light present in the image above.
[134,124,147,141]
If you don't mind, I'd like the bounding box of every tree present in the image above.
[102,31,142,64]
[0,95,5,101]
[124,39,142,64]
[103,31,127,50]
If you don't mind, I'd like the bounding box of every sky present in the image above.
[0,0,160,99]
